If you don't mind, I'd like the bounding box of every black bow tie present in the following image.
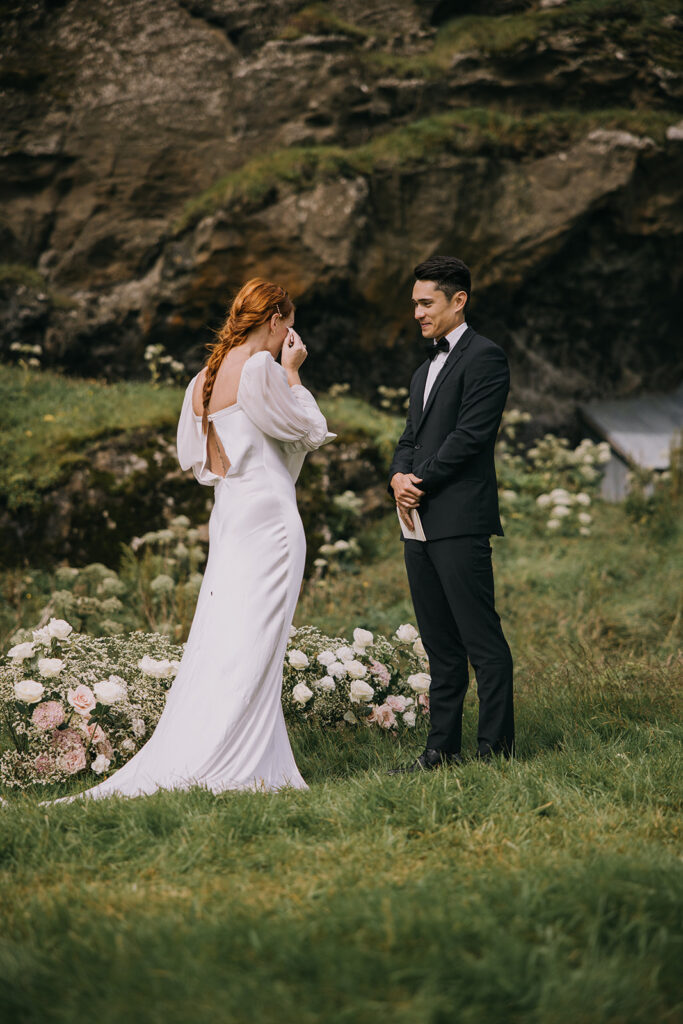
[424,337,449,360]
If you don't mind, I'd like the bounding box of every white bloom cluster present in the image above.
[536,487,595,535]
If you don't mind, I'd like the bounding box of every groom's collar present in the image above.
[443,321,469,351]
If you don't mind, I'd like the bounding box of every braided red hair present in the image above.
[202,278,292,434]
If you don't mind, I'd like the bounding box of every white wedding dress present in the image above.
[59,350,333,800]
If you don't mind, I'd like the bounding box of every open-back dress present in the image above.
[59,350,333,799]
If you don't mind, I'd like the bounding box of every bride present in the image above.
[57,277,334,800]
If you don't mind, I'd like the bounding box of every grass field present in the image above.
[1,662,681,1023]
[1,364,682,1022]
[2,499,682,1022]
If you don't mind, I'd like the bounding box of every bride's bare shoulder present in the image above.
[192,367,207,416]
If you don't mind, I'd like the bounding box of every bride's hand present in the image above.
[281,328,307,372]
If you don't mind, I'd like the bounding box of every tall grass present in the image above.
[1,655,681,1022]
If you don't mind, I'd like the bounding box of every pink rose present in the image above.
[367,703,397,730]
[418,692,430,713]
[32,700,66,731]
[67,684,96,717]
[34,752,55,774]
[85,721,114,758]
[368,659,390,686]
[58,745,87,774]
[385,694,409,713]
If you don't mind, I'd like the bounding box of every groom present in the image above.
[387,256,514,772]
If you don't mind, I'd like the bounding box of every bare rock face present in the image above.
[1,0,682,430]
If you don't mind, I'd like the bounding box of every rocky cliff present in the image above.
[2,0,682,430]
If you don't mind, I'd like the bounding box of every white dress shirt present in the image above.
[423,322,469,408]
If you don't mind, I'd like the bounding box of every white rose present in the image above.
[413,637,426,658]
[314,675,336,691]
[138,656,174,678]
[343,710,358,724]
[349,679,374,703]
[578,512,592,525]
[352,628,373,651]
[7,641,35,661]
[289,625,297,638]
[14,679,45,704]
[32,626,52,646]
[327,661,347,679]
[288,649,309,670]
[121,738,136,753]
[576,493,591,506]
[38,658,65,678]
[552,505,571,518]
[395,623,419,643]
[408,672,431,694]
[346,659,367,680]
[94,677,127,705]
[91,753,111,775]
[292,682,314,704]
[402,710,416,727]
[335,646,356,663]
[547,519,561,530]
[317,650,336,666]
[536,494,552,508]
[132,717,146,738]
[47,618,73,640]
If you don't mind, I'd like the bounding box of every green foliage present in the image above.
[175,106,676,232]
[0,262,45,289]
[280,2,372,42]
[370,0,682,73]
[0,364,182,510]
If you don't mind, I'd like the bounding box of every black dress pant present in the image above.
[404,535,514,757]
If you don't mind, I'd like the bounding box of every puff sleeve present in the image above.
[176,377,221,486]
[238,351,335,452]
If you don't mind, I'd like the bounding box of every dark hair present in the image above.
[414,256,471,310]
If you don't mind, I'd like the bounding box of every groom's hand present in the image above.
[391,472,424,507]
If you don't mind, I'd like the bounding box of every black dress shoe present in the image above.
[475,745,512,762]
[387,748,463,775]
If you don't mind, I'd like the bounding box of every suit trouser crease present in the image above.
[404,535,514,755]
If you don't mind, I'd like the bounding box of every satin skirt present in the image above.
[60,467,308,801]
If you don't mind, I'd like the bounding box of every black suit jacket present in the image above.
[388,327,509,540]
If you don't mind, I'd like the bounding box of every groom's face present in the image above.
[412,280,467,340]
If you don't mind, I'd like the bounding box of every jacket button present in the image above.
[414,443,421,450]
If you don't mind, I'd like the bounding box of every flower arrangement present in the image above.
[1,619,431,790]
[281,623,430,730]
[0,621,182,789]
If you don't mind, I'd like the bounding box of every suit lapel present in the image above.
[411,361,429,427]
[416,326,474,435]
